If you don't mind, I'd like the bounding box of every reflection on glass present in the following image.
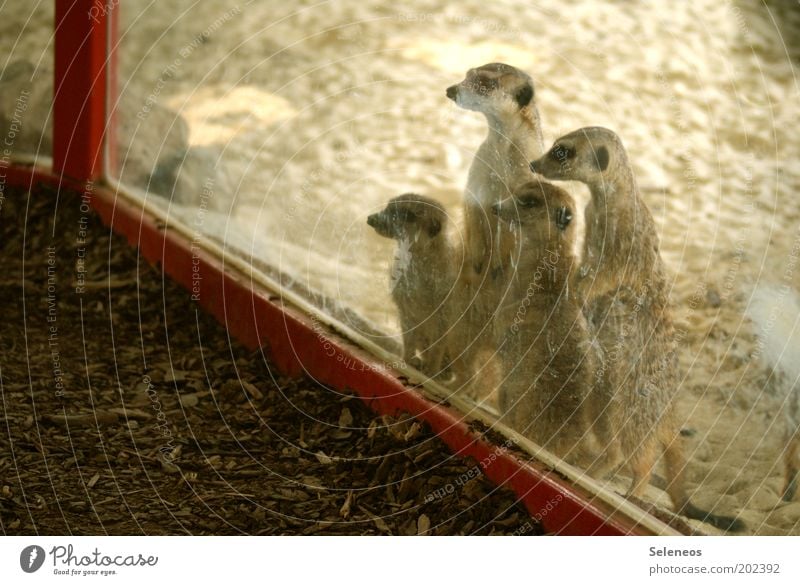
[0,3,54,164]
[111,0,800,535]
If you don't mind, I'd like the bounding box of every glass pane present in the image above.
[0,1,54,166]
[111,0,800,535]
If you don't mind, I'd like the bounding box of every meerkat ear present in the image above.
[555,207,573,231]
[514,83,533,108]
[594,145,609,171]
[427,217,442,237]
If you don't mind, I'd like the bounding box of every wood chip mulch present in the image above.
[0,182,540,535]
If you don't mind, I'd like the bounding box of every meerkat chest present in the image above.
[389,243,450,304]
[466,141,523,208]
[502,300,579,364]
[466,167,506,207]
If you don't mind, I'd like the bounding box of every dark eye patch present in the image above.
[549,143,575,161]
[470,73,499,95]
[517,196,541,209]
[594,145,609,171]
[514,83,533,107]
[555,206,573,230]
[389,208,416,223]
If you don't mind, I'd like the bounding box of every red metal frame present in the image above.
[30,0,656,536]
[53,0,108,182]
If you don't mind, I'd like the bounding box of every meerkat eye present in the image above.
[517,196,541,209]
[474,74,498,94]
[555,206,573,230]
[390,208,415,223]
[549,144,575,161]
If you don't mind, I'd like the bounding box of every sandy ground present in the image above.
[2,0,800,534]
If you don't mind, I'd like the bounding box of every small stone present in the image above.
[180,393,199,408]
[706,288,722,308]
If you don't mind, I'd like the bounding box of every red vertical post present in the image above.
[107,2,119,179]
[53,0,108,183]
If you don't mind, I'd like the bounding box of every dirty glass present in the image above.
[0,1,53,167]
[106,0,800,535]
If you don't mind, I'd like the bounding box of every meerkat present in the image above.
[446,63,543,280]
[149,145,233,212]
[530,126,744,531]
[445,63,544,395]
[491,178,596,460]
[367,194,458,378]
[747,283,800,502]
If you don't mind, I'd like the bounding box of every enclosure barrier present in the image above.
[2,0,685,536]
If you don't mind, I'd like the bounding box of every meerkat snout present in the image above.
[446,85,458,101]
[366,211,390,237]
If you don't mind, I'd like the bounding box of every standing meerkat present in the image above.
[446,62,544,281]
[530,126,744,531]
[445,63,544,395]
[491,178,595,460]
[367,194,458,379]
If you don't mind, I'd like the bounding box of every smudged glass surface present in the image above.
[107,0,800,534]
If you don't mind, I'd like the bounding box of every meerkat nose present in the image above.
[366,213,379,228]
[446,85,458,101]
[529,159,538,174]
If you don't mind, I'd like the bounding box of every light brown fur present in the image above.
[367,194,458,379]
[445,63,544,394]
[491,179,597,460]
[530,127,743,531]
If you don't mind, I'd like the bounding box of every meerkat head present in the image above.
[529,126,625,185]
[491,178,575,247]
[446,63,536,118]
[367,194,446,242]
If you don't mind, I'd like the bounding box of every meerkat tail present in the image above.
[662,435,746,532]
[747,283,800,382]
[747,283,800,502]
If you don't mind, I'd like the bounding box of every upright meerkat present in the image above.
[491,178,595,460]
[367,194,458,378]
[445,63,544,394]
[530,126,744,531]
[446,62,544,281]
